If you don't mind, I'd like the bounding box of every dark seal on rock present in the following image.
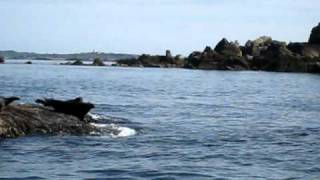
[0,96,20,111]
[35,97,94,120]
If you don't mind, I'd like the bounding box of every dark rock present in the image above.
[72,60,84,65]
[35,97,94,121]
[25,61,32,64]
[219,57,250,70]
[60,60,85,66]
[117,24,320,73]
[173,55,186,67]
[287,42,305,55]
[244,36,273,56]
[0,56,4,64]
[61,60,85,66]
[117,58,142,67]
[309,23,320,44]
[214,38,242,57]
[165,50,173,59]
[185,45,250,70]
[118,51,186,68]
[288,42,320,58]
[263,41,292,58]
[185,51,203,68]
[0,104,97,138]
[92,58,105,66]
[306,61,320,73]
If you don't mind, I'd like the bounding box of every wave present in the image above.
[88,113,137,138]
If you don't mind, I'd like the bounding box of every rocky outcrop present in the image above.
[288,43,320,58]
[61,58,106,66]
[117,22,320,73]
[0,104,97,138]
[92,58,105,66]
[185,44,249,70]
[251,40,320,72]
[243,36,273,57]
[165,50,173,59]
[61,59,85,65]
[309,23,320,44]
[0,97,98,138]
[214,38,242,57]
[117,52,186,68]
[0,56,4,64]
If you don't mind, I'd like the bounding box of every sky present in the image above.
[0,0,319,55]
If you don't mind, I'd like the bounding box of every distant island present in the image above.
[117,23,320,73]
[0,51,138,61]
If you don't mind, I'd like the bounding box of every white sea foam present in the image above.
[90,123,136,138]
[90,123,108,128]
[88,113,102,120]
[112,126,136,138]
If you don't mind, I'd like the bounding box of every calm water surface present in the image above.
[0,62,320,179]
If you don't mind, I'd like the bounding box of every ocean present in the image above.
[1,61,320,179]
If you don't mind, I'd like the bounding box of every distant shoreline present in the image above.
[0,50,138,61]
[1,23,320,73]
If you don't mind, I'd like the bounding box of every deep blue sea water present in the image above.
[1,62,320,179]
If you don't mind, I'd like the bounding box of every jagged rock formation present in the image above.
[288,43,320,58]
[116,22,320,73]
[214,38,242,57]
[118,53,185,68]
[309,23,320,44]
[243,36,273,57]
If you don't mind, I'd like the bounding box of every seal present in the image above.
[0,96,20,111]
[35,97,94,120]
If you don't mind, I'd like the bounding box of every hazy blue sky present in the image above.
[0,0,319,55]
